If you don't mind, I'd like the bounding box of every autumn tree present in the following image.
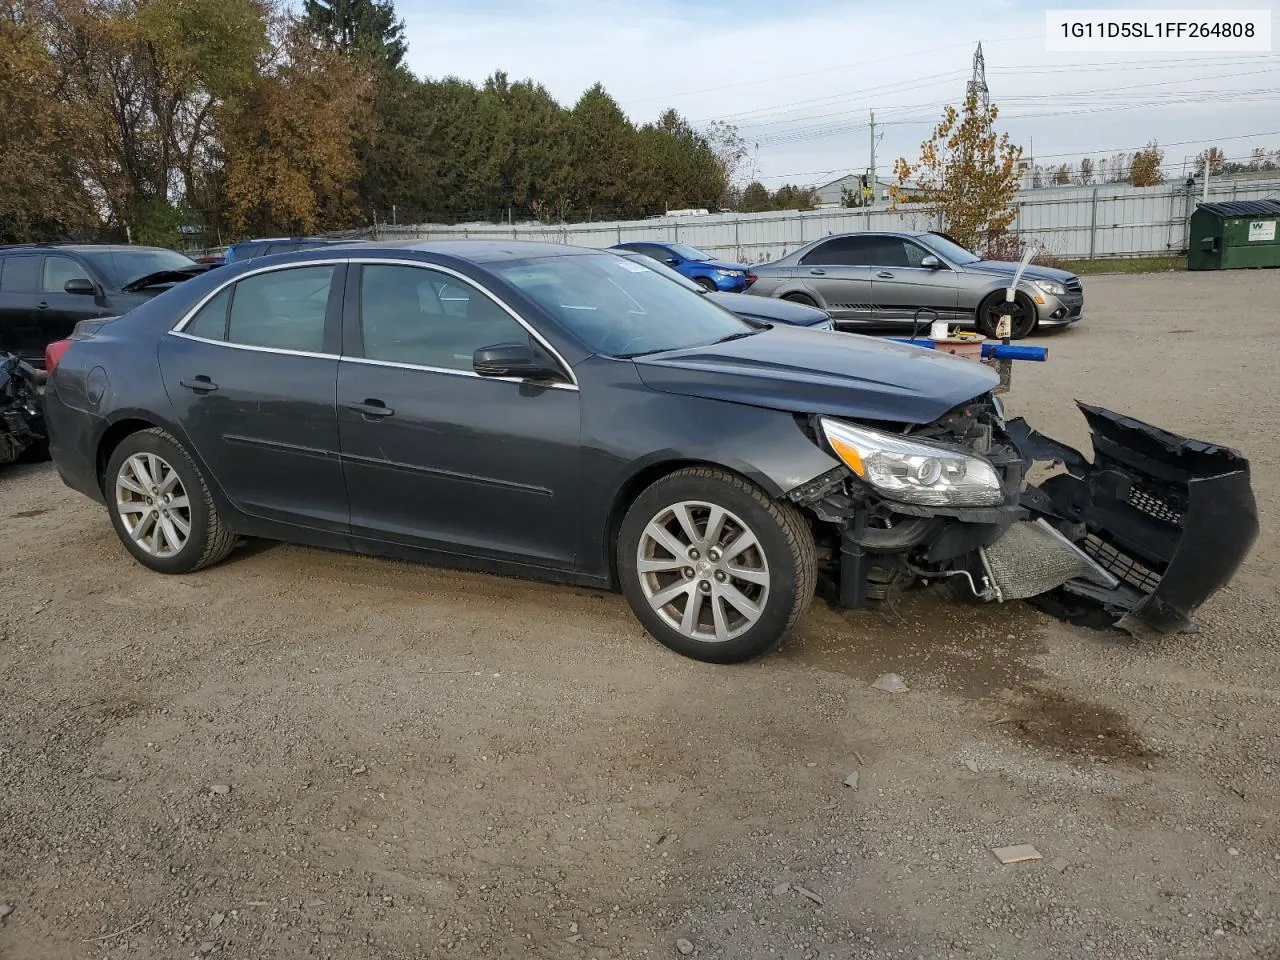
[1053,164,1072,185]
[891,86,1023,248]
[1130,141,1164,186]
[1079,157,1094,185]
[1195,147,1226,177]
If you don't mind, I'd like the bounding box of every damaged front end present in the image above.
[793,397,1258,636]
[0,352,47,467]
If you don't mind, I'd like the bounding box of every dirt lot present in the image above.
[2,269,1279,960]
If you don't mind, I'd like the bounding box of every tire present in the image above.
[617,467,817,663]
[104,427,236,574]
[783,292,818,307]
[694,276,718,292]
[976,291,1037,340]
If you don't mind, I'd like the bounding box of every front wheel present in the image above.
[617,467,817,663]
[977,291,1037,340]
[694,276,718,292]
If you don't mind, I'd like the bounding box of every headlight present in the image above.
[818,418,1004,507]
[1031,279,1065,297]
[716,269,742,278]
[813,319,835,331]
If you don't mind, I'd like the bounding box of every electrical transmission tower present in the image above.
[966,42,989,109]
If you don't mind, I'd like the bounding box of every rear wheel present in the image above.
[783,292,818,307]
[105,428,236,574]
[977,291,1037,340]
[617,467,817,663]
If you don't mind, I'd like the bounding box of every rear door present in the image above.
[868,236,961,324]
[336,261,582,568]
[0,254,44,362]
[159,261,350,530]
[796,237,876,324]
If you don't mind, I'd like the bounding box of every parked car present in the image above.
[224,237,355,263]
[616,251,833,329]
[42,241,1255,664]
[610,241,752,292]
[747,231,1084,339]
[0,244,208,367]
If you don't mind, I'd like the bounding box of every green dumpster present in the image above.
[1188,199,1280,270]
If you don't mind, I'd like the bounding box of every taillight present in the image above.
[45,339,72,371]
[745,272,758,288]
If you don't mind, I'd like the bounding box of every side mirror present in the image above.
[664,257,681,266]
[64,278,96,295]
[920,255,943,270]
[474,342,562,381]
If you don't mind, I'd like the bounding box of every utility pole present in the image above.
[868,110,876,208]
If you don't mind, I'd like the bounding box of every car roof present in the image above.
[344,239,601,264]
[231,237,349,246]
[0,243,179,254]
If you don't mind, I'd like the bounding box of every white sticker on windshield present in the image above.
[616,260,650,272]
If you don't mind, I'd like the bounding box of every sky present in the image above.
[397,0,1280,188]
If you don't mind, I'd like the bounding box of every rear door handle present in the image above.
[36,301,49,310]
[808,269,826,276]
[180,376,218,393]
[350,400,394,419]
[877,271,895,279]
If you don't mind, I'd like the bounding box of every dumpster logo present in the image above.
[1248,220,1276,242]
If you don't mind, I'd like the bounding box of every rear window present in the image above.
[0,255,40,293]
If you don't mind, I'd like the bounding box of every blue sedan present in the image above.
[610,241,752,292]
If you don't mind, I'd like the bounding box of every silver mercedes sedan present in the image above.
[746,231,1084,340]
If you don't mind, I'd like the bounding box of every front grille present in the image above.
[1127,485,1184,526]
[1081,534,1161,594]
[1065,278,1083,294]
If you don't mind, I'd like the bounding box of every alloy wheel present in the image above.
[114,453,192,558]
[636,500,771,643]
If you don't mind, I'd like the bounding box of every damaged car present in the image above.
[0,351,46,466]
[39,242,1258,662]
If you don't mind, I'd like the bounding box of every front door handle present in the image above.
[808,268,826,276]
[350,400,394,419]
[36,301,50,310]
[180,376,218,393]
[877,271,895,279]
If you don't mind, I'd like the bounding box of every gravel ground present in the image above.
[2,269,1278,960]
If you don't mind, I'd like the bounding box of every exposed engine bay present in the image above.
[792,395,1259,637]
[0,352,46,467]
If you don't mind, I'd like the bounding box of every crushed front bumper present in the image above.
[1005,403,1258,635]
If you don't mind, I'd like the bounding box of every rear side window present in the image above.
[0,255,40,293]
[42,255,90,293]
[184,288,231,341]
[800,237,869,266]
[227,265,335,352]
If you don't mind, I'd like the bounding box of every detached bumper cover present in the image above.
[0,353,46,466]
[1007,402,1259,635]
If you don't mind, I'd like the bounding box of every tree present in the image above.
[1130,141,1164,186]
[704,120,747,208]
[771,183,819,211]
[1079,157,1094,185]
[890,85,1023,248]
[1053,163,1072,185]
[1195,147,1226,177]
[302,0,404,70]
[739,181,770,212]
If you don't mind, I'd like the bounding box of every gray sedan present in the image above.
[746,231,1084,339]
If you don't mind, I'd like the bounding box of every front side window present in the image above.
[496,253,753,358]
[42,255,90,293]
[359,264,530,371]
[226,265,334,352]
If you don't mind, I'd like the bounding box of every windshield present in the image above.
[82,249,198,289]
[618,252,706,292]
[667,243,712,262]
[496,253,754,357]
[919,233,982,265]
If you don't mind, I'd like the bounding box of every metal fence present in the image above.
[327,175,1280,264]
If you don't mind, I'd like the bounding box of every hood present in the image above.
[696,259,750,272]
[706,291,829,326]
[963,260,1077,283]
[632,325,998,424]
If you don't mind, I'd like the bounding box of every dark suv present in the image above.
[0,244,206,367]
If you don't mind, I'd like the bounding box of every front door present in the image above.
[867,237,961,324]
[158,262,349,530]
[38,254,106,346]
[337,262,581,569]
[795,236,875,325]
